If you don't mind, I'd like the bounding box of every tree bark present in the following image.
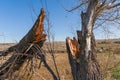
[79,0,102,80]
[66,0,102,80]
[66,37,80,80]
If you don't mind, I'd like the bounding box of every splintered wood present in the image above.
[66,37,80,59]
[0,8,47,79]
[34,8,46,42]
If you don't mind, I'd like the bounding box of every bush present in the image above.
[111,66,120,80]
[113,48,120,54]
[114,41,120,44]
[99,41,110,44]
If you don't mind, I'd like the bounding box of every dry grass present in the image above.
[13,53,72,80]
[0,39,120,80]
[30,53,73,80]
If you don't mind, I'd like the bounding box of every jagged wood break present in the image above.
[66,0,102,80]
[0,8,46,78]
[66,37,80,60]
[66,34,81,80]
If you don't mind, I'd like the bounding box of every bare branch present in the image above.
[110,0,116,3]
[107,3,120,9]
[56,0,88,12]
[102,0,106,4]
[66,1,88,12]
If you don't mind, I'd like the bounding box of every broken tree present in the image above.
[66,0,102,80]
[0,8,58,80]
[66,0,120,80]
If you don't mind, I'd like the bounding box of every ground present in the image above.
[0,39,120,80]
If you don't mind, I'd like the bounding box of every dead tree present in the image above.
[66,37,80,80]
[66,1,102,79]
[0,8,46,78]
[0,8,58,80]
[66,0,120,80]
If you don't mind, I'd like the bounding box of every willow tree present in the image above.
[66,0,120,80]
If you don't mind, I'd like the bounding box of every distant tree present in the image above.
[65,0,120,80]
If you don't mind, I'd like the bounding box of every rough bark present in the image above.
[66,0,102,80]
[0,8,47,78]
[79,0,102,80]
[66,37,80,80]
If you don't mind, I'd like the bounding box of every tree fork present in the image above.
[80,0,102,80]
[66,0,102,80]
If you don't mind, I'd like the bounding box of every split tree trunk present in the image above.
[66,37,80,80]
[66,0,102,80]
[0,8,47,78]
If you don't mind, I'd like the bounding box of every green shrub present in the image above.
[111,66,120,80]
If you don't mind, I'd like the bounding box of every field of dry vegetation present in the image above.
[0,39,120,80]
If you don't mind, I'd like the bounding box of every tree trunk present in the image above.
[66,37,80,80]
[66,0,102,80]
[0,8,47,78]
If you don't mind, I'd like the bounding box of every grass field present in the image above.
[0,39,120,80]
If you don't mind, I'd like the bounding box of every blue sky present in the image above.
[0,0,120,43]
